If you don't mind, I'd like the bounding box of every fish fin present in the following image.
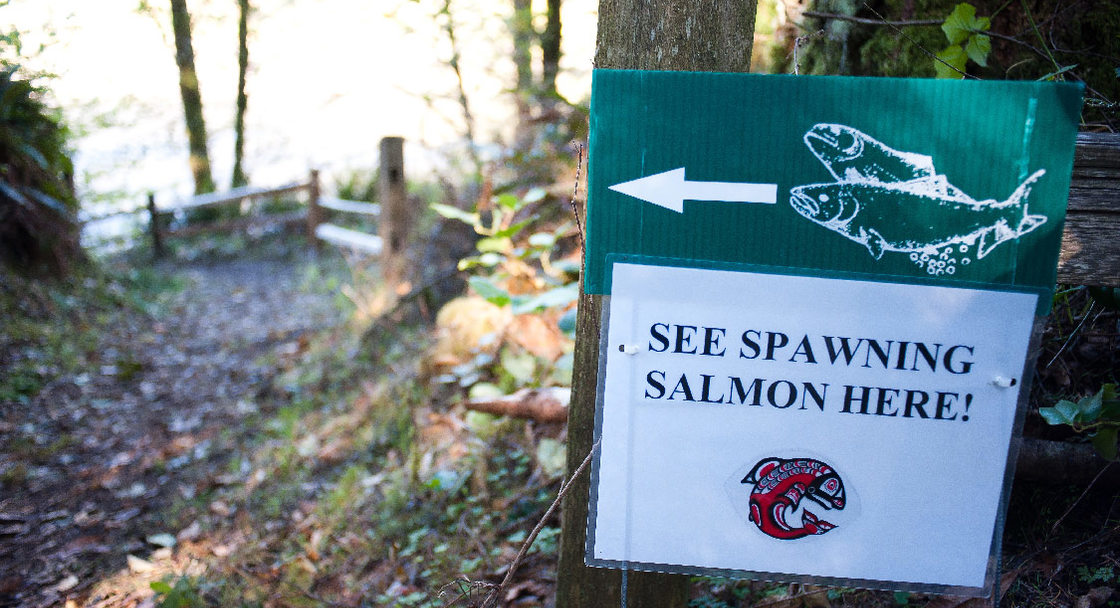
[864,229,887,260]
[1017,213,1047,236]
[977,223,1016,259]
[1008,169,1046,206]
[743,458,782,484]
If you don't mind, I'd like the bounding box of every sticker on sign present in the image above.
[587,261,1038,593]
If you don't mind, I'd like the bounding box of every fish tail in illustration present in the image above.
[977,169,1048,259]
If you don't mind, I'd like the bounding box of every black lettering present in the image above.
[903,389,930,418]
[701,327,726,357]
[824,336,862,365]
[727,376,765,406]
[862,339,893,369]
[800,382,828,411]
[674,325,698,354]
[739,330,761,359]
[789,336,817,364]
[649,323,670,353]
[767,380,797,408]
[944,345,974,375]
[841,384,872,414]
[912,342,941,372]
[894,341,909,370]
[935,391,959,420]
[668,374,695,401]
[876,388,900,416]
[765,332,789,360]
[644,370,666,399]
[699,374,725,403]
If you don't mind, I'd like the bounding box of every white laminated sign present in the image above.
[587,262,1038,594]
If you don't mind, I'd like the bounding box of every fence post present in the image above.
[307,169,322,252]
[147,193,165,259]
[379,136,408,287]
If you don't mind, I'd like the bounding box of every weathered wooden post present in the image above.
[147,193,165,259]
[555,1,758,606]
[378,136,408,288]
[307,169,322,252]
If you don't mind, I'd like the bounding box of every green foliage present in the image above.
[1039,384,1120,460]
[935,3,991,78]
[0,67,81,274]
[431,187,578,315]
[150,577,206,608]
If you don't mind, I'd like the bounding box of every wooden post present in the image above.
[147,193,165,259]
[379,136,408,288]
[556,1,758,607]
[307,169,322,252]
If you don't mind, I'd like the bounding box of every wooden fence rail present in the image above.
[143,135,408,258]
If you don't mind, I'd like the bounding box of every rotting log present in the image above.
[464,388,570,423]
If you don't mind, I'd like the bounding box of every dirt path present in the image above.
[0,257,343,608]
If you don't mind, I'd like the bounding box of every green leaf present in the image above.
[493,219,533,239]
[524,187,547,203]
[1056,398,1082,423]
[1039,402,1074,425]
[511,283,579,315]
[1090,427,1118,461]
[942,3,987,44]
[941,3,974,44]
[476,236,512,253]
[495,193,521,211]
[536,438,567,478]
[1079,390,1104,422]
[964,33,991,67]
[150,581,173,594]
[934,45,968,79]
[430,202,479,226]
[468,276,510,307]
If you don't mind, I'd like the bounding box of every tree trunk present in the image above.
[540,0,561,98]
[512,0,534,150]
[169,0,214,195]
[231,0,250,188]
[556,2,758,606]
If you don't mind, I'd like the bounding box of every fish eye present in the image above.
[818,194,829,203]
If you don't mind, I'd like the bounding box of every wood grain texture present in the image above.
[1059,133,1120,286]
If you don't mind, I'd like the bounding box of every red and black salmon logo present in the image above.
[741,457,846,540]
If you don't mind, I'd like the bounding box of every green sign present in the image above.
[585,70,1083,306]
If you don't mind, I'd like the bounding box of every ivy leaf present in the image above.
[935,45,968,79]
[468,276,510,307]
[1039,399,1077,425]
[964,33,991,67]
[1079,391,1104,423]
[1091,427,1118,461]
[942,3,988,45]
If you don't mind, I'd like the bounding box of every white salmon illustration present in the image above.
[791,124,1047,273]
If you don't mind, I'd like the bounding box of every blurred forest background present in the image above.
[1,0,1118,607]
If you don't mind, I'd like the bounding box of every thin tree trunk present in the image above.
[231,0,250,188]
[556,1,758,606]
[540,0,561,98]
[169,0,215,195]
[512,0,534,150]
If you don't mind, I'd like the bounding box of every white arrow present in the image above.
[608,168,778,213]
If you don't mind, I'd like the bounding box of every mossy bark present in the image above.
[170,0,215,195]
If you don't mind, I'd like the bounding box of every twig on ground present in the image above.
[481,439,601,608]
